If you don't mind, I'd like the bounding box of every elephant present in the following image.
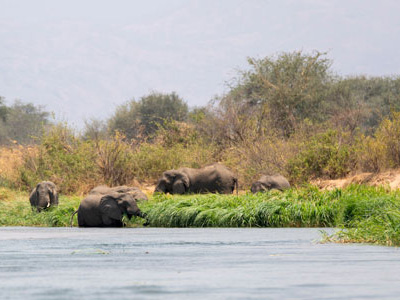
[154,163,238,194]
[89,185,148,202]
[29,181,58,212]
[72,192,145,227]
[250,175,290,193]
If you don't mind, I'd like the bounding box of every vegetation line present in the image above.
[1,185,400,246]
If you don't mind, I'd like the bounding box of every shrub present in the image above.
[287,129,356,183]
[0,146,30,188]
[95,131,136,186]
[374,112,400,168]
[18,124,99,194]
[356,112,400,172]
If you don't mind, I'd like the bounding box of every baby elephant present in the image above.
[89,185,148,202]
[251,175,290,193]
[73,192,144,227]
[29,181,58,212]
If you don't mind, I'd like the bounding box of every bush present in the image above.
[374,112,400,168]
[14,122,217,193]
[95,132,136,186]
[108,92,188,139]
[287,129,356,183]
[356,112,400,172]
[18,124,100,194]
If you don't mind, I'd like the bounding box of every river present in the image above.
[0,227,399,299]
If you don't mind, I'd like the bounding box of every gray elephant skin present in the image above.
[155,163,238,194]
[251,175,290,193]
[89,185,148,201]
[29,181,58,212]
[75,192,144,227]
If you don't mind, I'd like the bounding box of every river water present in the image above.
[0,227,399,299]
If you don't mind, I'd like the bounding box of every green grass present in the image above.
[0,188,81,227]
[142,188,339,227]
[1,185,400,246]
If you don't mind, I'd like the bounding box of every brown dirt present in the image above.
[312,169,400,190]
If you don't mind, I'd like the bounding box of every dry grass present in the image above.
[0,146,37,187]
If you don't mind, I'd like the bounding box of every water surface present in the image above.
[0,227,399,299]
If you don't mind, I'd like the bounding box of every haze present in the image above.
[1,0,399,127]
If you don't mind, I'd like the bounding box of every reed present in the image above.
[143,188,340,228]
[1,185,400,246]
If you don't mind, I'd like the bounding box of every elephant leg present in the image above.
[77,213,87,227]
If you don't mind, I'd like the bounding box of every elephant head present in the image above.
[154,170,189,194]
[100,192,143,220]
[250,175,290,193]
[30,181,58,211]
[250,181,268,193]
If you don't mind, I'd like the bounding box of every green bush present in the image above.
[18,124,99,194]
[15,122,216,193]
[287,129,356,183]
[355,112,400,172]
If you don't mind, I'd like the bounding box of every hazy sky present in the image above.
[1,0,400,128]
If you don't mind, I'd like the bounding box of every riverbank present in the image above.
[1,185,400,246]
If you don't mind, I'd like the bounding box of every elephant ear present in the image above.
[48,183,58,205]
[29,186,38,206]
[172,172,189,194]
[99,194,122,221]
[164,170,178,181]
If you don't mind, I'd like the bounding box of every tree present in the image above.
[0,100,50,145]
[82,118,108,141]
[218,51,333,137]
[0,97,7,122]
[326,76,400,133]
[108,92,188,140]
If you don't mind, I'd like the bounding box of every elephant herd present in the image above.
[29,163,290,227]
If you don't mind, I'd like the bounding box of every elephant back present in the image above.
[89,185,148,201]
[184,163,236,194]
[252,174,290,193]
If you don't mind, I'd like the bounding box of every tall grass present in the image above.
[1,185,400,246]
[144,189,338,227]
[142,185,400,246]
[0,188,79,226]
[0,187,147,227]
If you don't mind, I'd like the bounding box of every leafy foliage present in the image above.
[0,99,50,145]
[287,129,356,182]
[108,92,188,139]
[0,97,7,122]
[216,51,332,137]
[18,124,100,194]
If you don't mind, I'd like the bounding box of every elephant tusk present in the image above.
[46,201,51,208]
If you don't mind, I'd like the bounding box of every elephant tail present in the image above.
[69,210,78,227]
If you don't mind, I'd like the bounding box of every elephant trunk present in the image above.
[38,191,51,208]
[250,182,261,194]
[154,182,166,193]
[126,208,144,219]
